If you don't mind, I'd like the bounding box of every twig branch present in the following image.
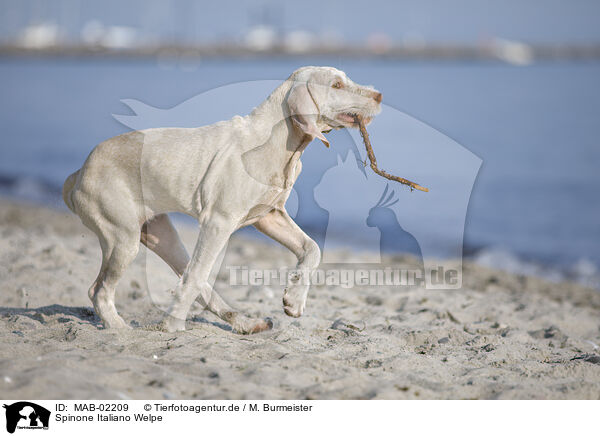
[355,115,429,192]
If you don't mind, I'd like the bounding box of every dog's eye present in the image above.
[332,81,343,89]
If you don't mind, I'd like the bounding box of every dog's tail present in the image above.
[62,170,79,213]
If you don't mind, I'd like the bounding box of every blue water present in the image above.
[0,57,599,284]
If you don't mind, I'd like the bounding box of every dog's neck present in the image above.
[243,81,314,189]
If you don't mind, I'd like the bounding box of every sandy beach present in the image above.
[1,197,599,400]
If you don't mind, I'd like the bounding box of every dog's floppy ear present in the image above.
[287,81,330,148]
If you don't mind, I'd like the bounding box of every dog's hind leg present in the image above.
[75,191,141,329]
[87,226,140,329]
[141,214,190,276]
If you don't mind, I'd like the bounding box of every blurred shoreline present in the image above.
[1,182,599,291]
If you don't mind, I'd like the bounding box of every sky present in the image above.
[1,0,600,45]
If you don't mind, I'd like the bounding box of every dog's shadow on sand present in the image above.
[0,305,239,334]
[189,315,232,332]
[0,304,103,327]
[0,305,235,333]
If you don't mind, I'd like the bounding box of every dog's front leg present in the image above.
[255,208,321,317]
[162,212,272,334]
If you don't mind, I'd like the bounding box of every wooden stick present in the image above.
[355,115,429,192]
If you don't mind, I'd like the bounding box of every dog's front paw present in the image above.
[101,317,132,330]
[282,283,308,318]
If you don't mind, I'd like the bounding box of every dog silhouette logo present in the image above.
[3,402,50,433]
[114,79,482,291]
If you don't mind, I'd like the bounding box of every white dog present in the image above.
[63,66,382,333]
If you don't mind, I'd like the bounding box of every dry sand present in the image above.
[1,198,599,399]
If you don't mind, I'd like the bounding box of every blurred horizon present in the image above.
[2,0,600,51]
